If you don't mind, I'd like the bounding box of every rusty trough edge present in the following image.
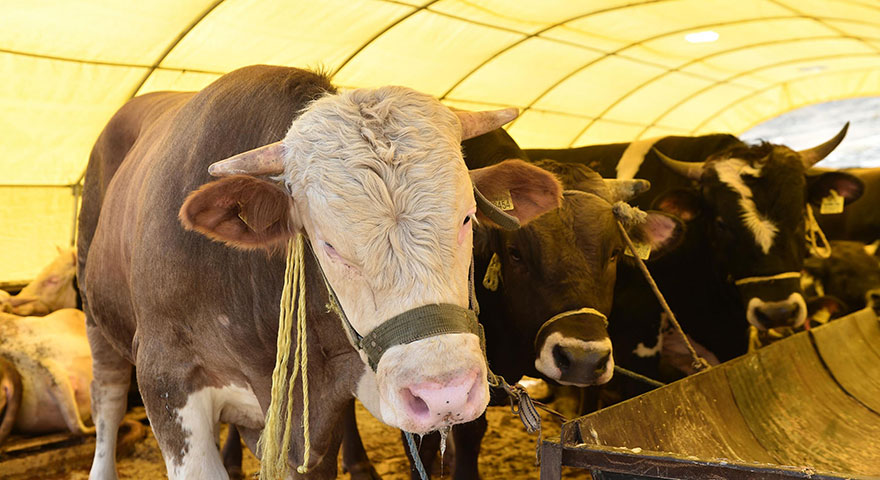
[540,439,875,480]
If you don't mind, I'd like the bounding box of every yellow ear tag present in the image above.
[812,308,832,325]
[492,190,515,211]
[624,242,652,260]
[820,189,845,214]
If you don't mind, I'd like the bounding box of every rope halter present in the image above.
[733,271,801,286]
[534,307,608,344]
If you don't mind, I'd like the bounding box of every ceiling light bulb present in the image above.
[685,31,719,43]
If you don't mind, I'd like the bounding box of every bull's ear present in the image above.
[651,188,702,222]
[179,175,298,249]
[806,171,864,206]
[627,211,685,261]
[469,159,562,228]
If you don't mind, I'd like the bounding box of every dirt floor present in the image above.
[36,402,585,479]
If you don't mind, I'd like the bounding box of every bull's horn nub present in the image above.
[208,141,286,177]
[456,108,519,140]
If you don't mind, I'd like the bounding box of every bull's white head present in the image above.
[179,86,562,434]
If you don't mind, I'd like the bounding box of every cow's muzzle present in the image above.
[534,308,613,386]
[736,272,806,330]
[746,293,807,330]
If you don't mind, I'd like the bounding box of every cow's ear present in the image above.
[652,188,702,222]
[469,159,562,228]
[179,175,298,249]
[806,171,864,206]
[627,211,685,261]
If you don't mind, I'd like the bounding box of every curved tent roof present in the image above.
[2,0,880,283]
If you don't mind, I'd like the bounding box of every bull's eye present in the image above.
[508,246,523,262]
[610,248,622,261]
[323,241,341,260]
[458,211,476,245]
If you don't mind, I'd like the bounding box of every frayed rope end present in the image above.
[612,201,648,228]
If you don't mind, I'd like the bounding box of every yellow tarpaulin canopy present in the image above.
[2,0,879,283]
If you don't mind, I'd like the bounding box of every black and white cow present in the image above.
[526,126,863,380]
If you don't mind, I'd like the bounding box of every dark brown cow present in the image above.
[78,65,562,479]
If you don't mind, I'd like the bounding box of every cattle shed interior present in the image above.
[3,0,880,284]
[4,2,880,479]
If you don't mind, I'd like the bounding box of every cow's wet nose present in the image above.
[753,300,801,328]
[401,369,482,427]
[552,344,612,385]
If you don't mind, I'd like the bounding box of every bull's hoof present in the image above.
[344,461,382,480]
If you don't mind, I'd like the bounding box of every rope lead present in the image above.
[258,235,311,479]
[805,204,832,259]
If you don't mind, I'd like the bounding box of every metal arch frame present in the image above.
[125,0,229,100]
[71,0,229,198]
[502,14,880,133]
[0,49,226,78]
[436,0,671,100]
[566,32,880,147]
[329,0,441,79]
[769,0,880,56]
[689,66,880,135]
[631,52,880,140]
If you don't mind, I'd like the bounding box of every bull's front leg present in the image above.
[139,380,229,479]
[134,344,230,480]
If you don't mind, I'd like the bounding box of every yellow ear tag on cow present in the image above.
[492,190,515,211]
[820,189,845,214]
[625,242,651,260]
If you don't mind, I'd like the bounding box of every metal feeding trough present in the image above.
[540,308,880,480]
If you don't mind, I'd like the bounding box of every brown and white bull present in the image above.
[77,65,561,479]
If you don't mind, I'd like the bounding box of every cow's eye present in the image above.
[508,246,523,262]
[463,216,471,226]
[610,248,622,261]
[323,241,341,260]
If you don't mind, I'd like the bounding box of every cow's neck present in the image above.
[473,255,537,383]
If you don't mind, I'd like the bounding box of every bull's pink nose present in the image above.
[401,370,482,424]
